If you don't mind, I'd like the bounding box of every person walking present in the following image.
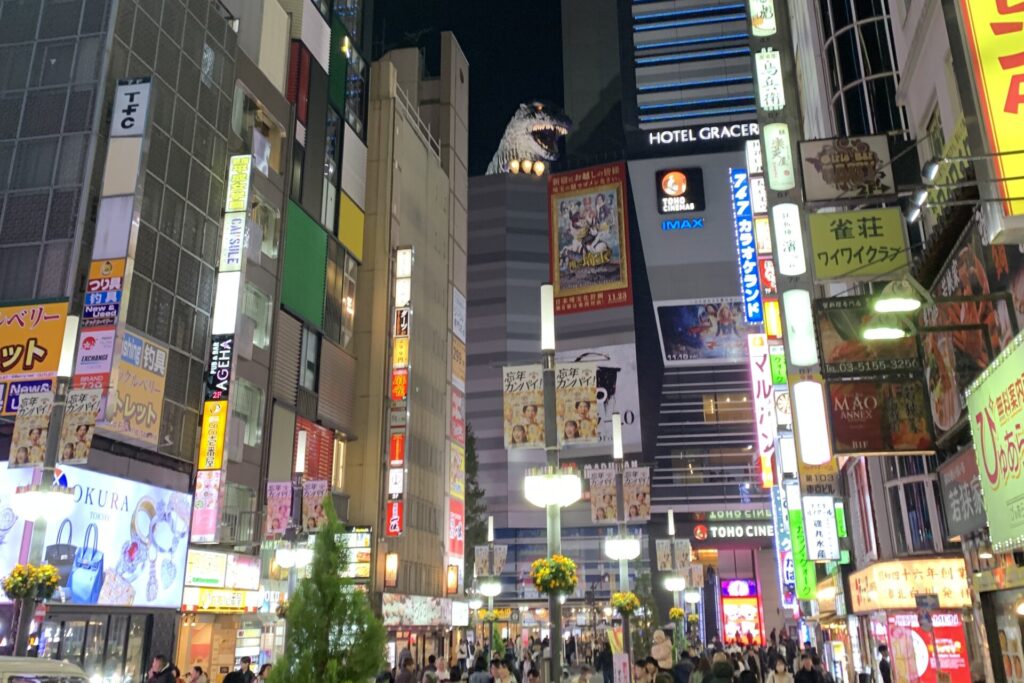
[187,666,209,683]
[147,656,177,683]
[469,658,490,683]
[690,657,711,683]
[459,639,470,674]
[706,653,734,683]
[793,656,822,683]
[765,656,793,683]
[398,658,418,683]
[877,646,891,683]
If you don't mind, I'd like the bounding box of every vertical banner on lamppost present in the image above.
[585,465,618,524]
[265,482,292,539]
[623,466,651,521]
[8,393,54,467]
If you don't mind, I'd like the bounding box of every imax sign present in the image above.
[662,218,704,231]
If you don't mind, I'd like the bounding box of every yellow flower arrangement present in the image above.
[611,591,640,616]
[669,607,685,622]
[481,610,500,622]
[2,563,61,600]
[687,613,700,623]
[529,554,578,596]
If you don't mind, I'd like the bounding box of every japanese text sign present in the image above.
[0,301,68,416]
[731,169,763,324]
[809,207,908,281]
[848,558,970,612]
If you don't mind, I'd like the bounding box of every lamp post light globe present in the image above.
[603,535,641,561]
[479,577,502,598]
[663,575,687,592]
[524,468,582,508]
[468,596,484,610]
[11,484,75,522]
[683,588,702,604]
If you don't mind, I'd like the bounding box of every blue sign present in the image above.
[661,217,705,231]
[84,290,121,306]
[731,169,762,323]
[3,379,53,414]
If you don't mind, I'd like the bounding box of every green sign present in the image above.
[966,333,1024,551]
[769,345,787,386]
[834,501,848,538]
[788,509,817,600]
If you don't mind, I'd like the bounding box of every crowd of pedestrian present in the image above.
[146,654,272,683]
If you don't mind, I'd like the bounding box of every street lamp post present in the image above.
[540,284,564,683]
[602,413,641,669]
[11,315,80,656]
[479,516,502,657]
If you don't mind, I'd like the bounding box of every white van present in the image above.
[0,657,88,683]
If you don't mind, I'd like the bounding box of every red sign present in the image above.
[758,256,777,296]
[391,368,409,401]
[294,417,334,482]
[385,500,404,537]
[828,381,933,454]
[885,612,970,683]
[388,432,406,467]
[448,498,465,556]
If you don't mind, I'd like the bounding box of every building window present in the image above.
[883,455,944,554]
[322,108,341,231]
[234,378,265,447]
[300,327,320,391]
[345,46,367,137]
[925,107,944,162]
[701,393,751,423]
[332,437,346,491]
[231,84,286,175]
[342,252,357,349]
[243,284,273,349]
[250,190,281,259]
[334,0,363,41]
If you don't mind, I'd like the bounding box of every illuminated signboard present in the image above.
[771,204,807,276]
[720,579,764,645]
[802,495,840,562]
[731,169,762,324]
[749,0,777,37]
[656,168,705,214]
[647,122,760,147]
[747,334,777,488]
[340,526,372,580]
[763,123,795,191]
[958,1,1024,220]
[848,558,969,612]
[385,248,413,537]
[754,48,785,112]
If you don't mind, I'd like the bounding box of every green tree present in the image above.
[464,424,488,580]
[631,572,659,660]
[269,496,386,683]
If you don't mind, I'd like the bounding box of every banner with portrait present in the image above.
[8,392,53,468]
[58,388,102,465]
[503,363,598,449]
[301,480,329,532]
[655,539,692,572]
[473,544,507,578]
[585,466,618,524]
[623,466,651,521]
[654,299,754,365]
[550,162,632,314]
[555,344,642,450]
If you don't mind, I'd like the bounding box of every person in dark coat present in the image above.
[706,653,733,683]
[147,656,177,683]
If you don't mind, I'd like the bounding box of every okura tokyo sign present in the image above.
[966,334,1024,551]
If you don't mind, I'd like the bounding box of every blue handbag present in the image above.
[69,523,104,603]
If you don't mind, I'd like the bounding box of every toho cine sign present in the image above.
[694,523,775,541]
[657,168,706,232]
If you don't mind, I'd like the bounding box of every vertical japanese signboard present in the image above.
[103,332,168,446]
[732,169,763,324]
[747,334,777,488]
[190,155,252,544]
[386,248,413,537]
[549,162,632,314]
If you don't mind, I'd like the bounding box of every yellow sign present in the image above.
[452,338,466,389]
[476,607,513,620]
[0,301,69,414]
[848,558,970,613]
[103,333,167,446]
[809,207,908,280]
[197,400,228,470]
[181,585,261,613]
[87,258,126,292]
[959,1,1024,217]
[393,337,409,369]
[224,155,252,213]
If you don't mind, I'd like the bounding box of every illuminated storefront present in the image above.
[719,579,764,645]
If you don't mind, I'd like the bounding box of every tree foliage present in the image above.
[269,496,386,683]
[630,572,659,659]
[464,424,488,579]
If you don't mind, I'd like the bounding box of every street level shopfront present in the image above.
[382,594,459,670]
[848,558,974,683]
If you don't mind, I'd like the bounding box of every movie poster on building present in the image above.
[585,466,618,524]
[556,344,643,450]
[449,443,465,500]
[827,381,933,454]
[57,388,101,465]
[0,301,68,416]
[623,466,651,521]
[503,365,545,448]
[655,299,754,365]
[815,296,920,377]
[556,362,598,446]
[302,480,329,533]
[549,162,632,314]
[265,482,292,539]
[451,387,466,446]
[8,392,53,467]
[924,217,1024,437]
[102,332,168,446]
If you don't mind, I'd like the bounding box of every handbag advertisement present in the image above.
[17,465,191,608]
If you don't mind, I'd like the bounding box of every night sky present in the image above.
[373,0,565,177]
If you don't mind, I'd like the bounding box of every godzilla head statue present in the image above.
[486,101,572,175]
